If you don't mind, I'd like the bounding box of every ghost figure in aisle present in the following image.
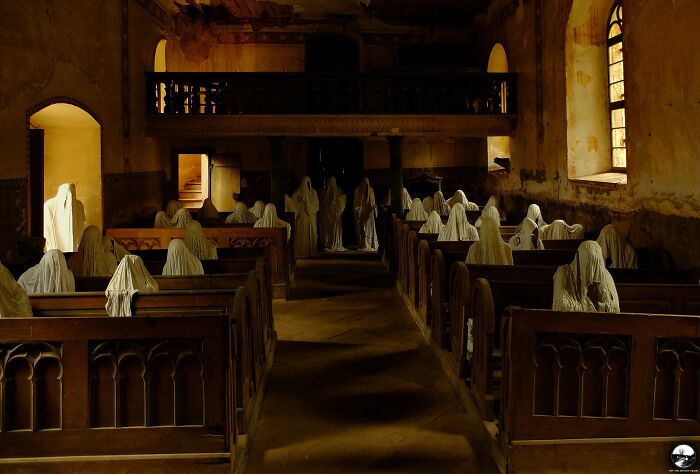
[354,177,379,251]
[285,176,320,257]
[43,183,86,252]
[320,177,347,252]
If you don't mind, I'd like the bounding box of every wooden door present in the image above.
[210,154,241,212]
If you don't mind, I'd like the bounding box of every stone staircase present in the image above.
[179,175,204,209]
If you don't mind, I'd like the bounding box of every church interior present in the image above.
[0,0,699,472]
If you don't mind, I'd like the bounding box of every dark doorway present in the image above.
[28,129,44,237]
[305,35,360,73]
[308,138,364,247]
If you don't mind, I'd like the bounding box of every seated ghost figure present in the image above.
[596,224,638,269]
[552,241,620,313]
[466,215,513,265]
[162,239,204,276]
[254,204,292,241]
[438,204,479,242]
[406,198,429,221]
[105,255,159,317]
[43,183,86,252]
[18,249,75,293]
[0,260,33,318]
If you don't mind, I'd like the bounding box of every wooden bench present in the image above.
[0,285,265,472]
[499,307,700,474]
[107,226,292,300]
[471,277,700,422]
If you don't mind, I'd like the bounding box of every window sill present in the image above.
[570,172,627,187]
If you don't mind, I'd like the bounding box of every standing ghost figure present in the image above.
[285,176,320,257]
[320,177,347,252]
[43,183,86,252]
[354,177,379,251]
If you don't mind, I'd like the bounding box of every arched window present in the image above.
[607,1,626,170]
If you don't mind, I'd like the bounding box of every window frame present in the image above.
[607,0,626,172]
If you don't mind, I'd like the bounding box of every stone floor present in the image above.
[245,256,498,474]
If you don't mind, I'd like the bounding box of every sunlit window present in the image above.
[608,1,626,170]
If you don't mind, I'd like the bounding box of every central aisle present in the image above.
[246,256,498,473]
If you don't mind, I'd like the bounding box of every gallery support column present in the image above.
[270,136,285,211]
[388,135,404,216]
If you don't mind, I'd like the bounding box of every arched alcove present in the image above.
[487,43,511,170]
[565,0,614,178]
[29,101,103,236]
[155,39,167,73]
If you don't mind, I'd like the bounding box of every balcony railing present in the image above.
[146,72,517,116]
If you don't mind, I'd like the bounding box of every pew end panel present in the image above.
[498,307,700,474]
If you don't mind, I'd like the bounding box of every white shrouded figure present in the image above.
[419,211,445,234]
[198,198,220,219]
[285,176,320,257]
[475,196,499,227]
[596,224,638,269]
[166,200,183,218]
[162,239,204,276]
[18,249,75,294]
[320,177,346,252]
[422,196,434,214]
[155,207,193,228]
[226,202,258,224]
[103,236,130,264]
[508,217,543,251]
[0,260,32,317]
[433,191,450,217]
[553,241,619,312]
[43,183,86,252]
[354,178,379,251]
[438,203,479,242]
[105,255,159,317]
[185,221,218,260]
[539,219,584,240]
[254,204,292,241]
[406,198,429,221]
[525,203,547,227]
[68,225,118,277]
[250,201,266,219]
[466,215,513,265]
[447,190,479,211]
[382,187,412,211]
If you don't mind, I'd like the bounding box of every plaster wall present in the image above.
[478,0,700,266]
[165,40,305,72]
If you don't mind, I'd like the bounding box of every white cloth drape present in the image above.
[475,196,499,227]
[419,211,445,234]
[250,201,266,219]
[553,241,619,312]
[526,204,547,227]
[433,191,450,217]
[43,183,86,252]
[466,216,513,265]
[354,178,378,251]
[447,190,479,211]
[226,202,258,224]
[18,249,75,294]
[198,198,220,219]
[286,176,320,257]
[422,196,434,214]
[508,217,544,251]
[162,239,204,276]
[166,200,183,218]
[406,198,429,221]
[438,203,479,242]
[596,224,638,269]
[0,261,32,317]
[68,226,118,277]
[539,220,584,240]
[254,204,292,241]
[320,177,346,252]
[185,221,218,260]
[103,237,130,264]
[155,208,193,228]
[105,255,159,317]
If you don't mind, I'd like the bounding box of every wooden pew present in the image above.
[470,277,700,421]
[0,285,261,471]
[129,248,263,275]
[107,226,291,300]
[499,307,700,474]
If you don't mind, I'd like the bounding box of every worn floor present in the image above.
[245,256,498,473]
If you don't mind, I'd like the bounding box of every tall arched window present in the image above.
[608,1,626,170]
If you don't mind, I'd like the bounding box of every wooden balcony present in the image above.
[145,72,516,137]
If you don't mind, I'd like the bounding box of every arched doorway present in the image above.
[487,43,511,171]
[28,101,103,239]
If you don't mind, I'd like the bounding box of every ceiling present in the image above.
[164,0,491,27]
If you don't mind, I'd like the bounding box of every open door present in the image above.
[29,129,44,237]
[210,154,241,212]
